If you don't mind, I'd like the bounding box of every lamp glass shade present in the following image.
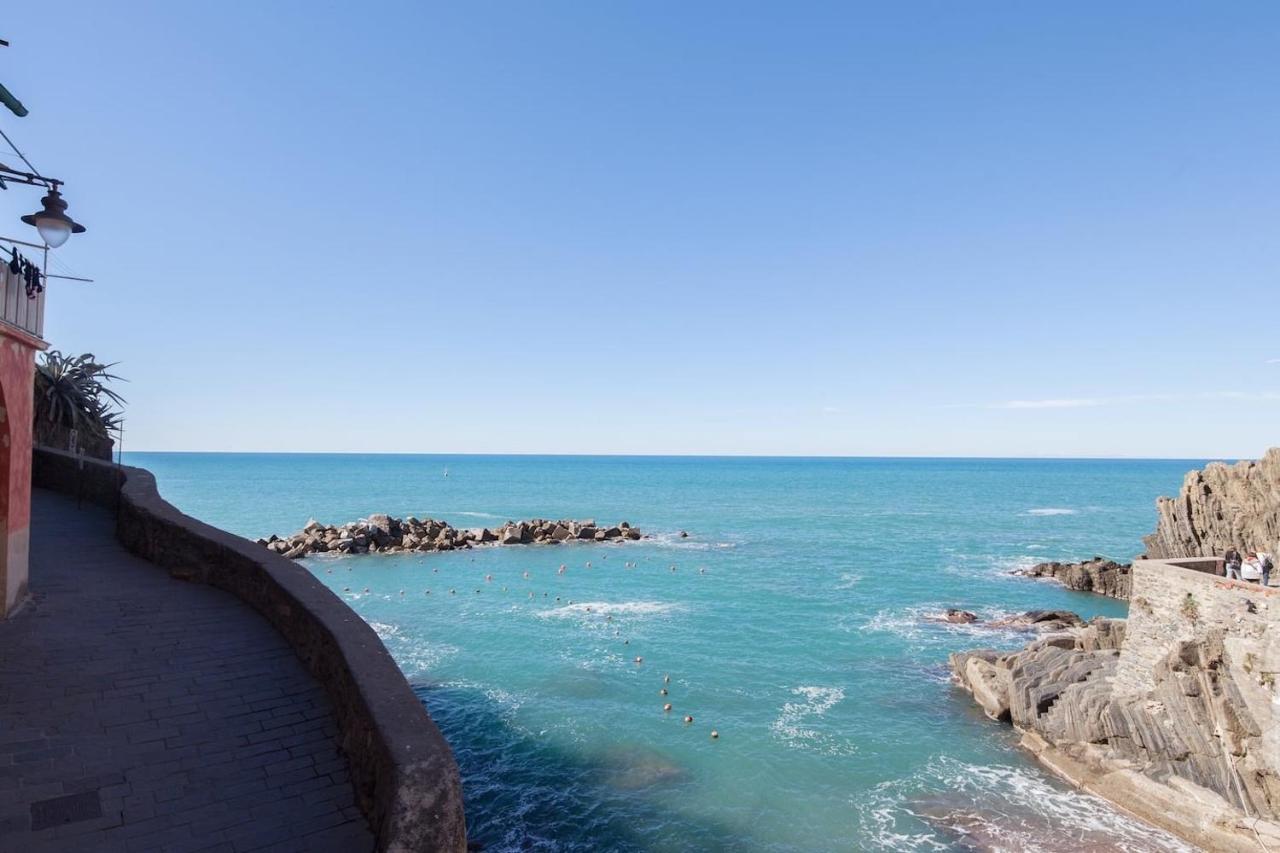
[36,217,72,248]
[20,187,85,247]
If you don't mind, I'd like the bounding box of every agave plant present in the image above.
[33,350,125,441]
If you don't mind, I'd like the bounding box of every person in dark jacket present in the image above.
[1223,547,1242,580]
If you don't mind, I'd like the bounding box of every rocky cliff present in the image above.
[1144,447,1280,559]
[1014,557,1131,600]
[952,589,1280,852]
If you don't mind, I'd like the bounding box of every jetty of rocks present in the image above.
[259,516,644,559]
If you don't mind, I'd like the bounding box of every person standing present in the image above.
[1241,552,1263,584]
[1261,551,1274,587]
[1224,546,1242,580]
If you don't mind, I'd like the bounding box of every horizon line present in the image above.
[117,449,1231,462]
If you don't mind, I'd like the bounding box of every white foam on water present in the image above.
[648,530,740,551]
[1026,507,1078,516]
[368,621,459,677]
[439,678,526,724]
[995,554,1046,576]
[850,757,1195,852]
[770,686,856,756]
[857,605,1042,646]
[534,601,684,619]
[836,572,863,589]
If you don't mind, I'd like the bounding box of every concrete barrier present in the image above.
[33,447,467,853]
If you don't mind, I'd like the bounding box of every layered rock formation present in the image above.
[1144,447,1280,559]
[952,604,1280,851]
[1013,557,1131,600]
[260,516,643,558]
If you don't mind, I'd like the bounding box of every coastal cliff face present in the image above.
[952,567,1280,851]
[1144,447,1280,559]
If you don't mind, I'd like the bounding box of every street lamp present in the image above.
[19,184,84,248]
[0,166,86,248]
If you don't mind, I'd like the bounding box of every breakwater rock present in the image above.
[951,613,1280,851]
[259,516,644,558]
[1013,557,1131,600]
[1144,447,1280,559]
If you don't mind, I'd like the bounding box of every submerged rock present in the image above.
[596,745,688,790]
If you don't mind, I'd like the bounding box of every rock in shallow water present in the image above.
[1014,557,1132,600]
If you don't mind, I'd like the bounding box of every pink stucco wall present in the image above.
[0,324,40,617]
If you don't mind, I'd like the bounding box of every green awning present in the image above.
[0,82,27,117]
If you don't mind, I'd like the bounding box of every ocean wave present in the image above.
[850,756,1194,852]
[1025,507,1078,516]
[535,600,684,619]
[770,686,856,756]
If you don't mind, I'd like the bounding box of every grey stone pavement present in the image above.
[0,490,375,852]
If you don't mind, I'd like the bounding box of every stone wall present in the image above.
[1113,558,1279,698]
[951,561,1280,850]
[32,447,467,853]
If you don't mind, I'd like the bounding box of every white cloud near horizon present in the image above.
[975,390,1280,411]
[991,398,1103,410]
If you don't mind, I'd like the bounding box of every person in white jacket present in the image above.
[1241,552,1263,583]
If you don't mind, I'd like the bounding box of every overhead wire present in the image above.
[0,123,50,185]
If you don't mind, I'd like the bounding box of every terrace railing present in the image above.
[0,253,45,340]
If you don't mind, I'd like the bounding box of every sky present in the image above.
[1,2,1277,457]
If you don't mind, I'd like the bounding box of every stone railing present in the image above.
[1161,556,1222,575]
[32,447,466,853]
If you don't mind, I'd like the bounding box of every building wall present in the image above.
[1114,559,1280,697]
[0,327,39,618]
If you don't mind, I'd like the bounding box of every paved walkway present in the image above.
[0,490,375,852]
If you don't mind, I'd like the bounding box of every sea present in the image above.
[124,453,1202,852]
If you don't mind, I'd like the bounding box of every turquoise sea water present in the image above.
[127,453,1202,852]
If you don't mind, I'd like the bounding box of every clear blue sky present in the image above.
[3,3,1277,457]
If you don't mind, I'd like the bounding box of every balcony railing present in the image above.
[0,255,45,339]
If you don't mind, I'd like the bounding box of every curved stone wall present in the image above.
[32,447,467,853]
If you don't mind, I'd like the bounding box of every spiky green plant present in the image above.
[33,350,125,441]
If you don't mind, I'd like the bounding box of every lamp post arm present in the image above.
[0,164,56,189]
